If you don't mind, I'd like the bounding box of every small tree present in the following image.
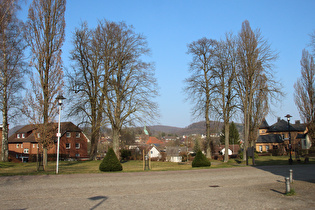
[220,122,240,144]
[192,150,211,167]
[99,148,122,172]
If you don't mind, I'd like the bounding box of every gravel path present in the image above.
[0,164,314,209]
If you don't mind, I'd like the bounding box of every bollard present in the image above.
[285,177,290,194]
[289,169,293,183]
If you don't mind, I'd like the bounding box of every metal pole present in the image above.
[56,104,61,174]
[285,177,290,194]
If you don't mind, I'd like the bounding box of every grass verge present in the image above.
[0,155,313,176]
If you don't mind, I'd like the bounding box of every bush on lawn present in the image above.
[192,150,211,167]
[99,148,123,172]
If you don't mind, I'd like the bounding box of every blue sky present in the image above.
[19,0,315,128]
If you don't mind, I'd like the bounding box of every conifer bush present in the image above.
[192,150,211,167]
[99,148,123,172]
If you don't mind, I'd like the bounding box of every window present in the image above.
[76,132,80,138]
[265,146,269,152]
[75,154,80,157]
[259,146,262,152]
[22,134,25,138]
[75,143,80,149]
[66,143,71,149]
[33,144,35,148]
[16,144,19,148]
[66,132,71,138]
[37,133,40,138]
[24,149,29,154]
[17,134,20,138]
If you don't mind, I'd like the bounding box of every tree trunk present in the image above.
[206,119,211,158]
[43,148,47,170]
[112,127,120,158]
[224,120,230,163]
[1,83,9,162]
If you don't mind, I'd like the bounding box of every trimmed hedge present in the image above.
[192,150,211,167]
[99,148,123,172]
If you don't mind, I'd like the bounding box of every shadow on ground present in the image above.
[253,164,315,184]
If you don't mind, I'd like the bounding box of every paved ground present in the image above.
[0,164,314,210]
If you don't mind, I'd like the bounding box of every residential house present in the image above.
[8,122,89,162]
[165,146,187,162]
[256,118,310,154]
[147,145,162,159]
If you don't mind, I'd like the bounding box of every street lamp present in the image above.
[56,94,66,174]
[285,114,293,165]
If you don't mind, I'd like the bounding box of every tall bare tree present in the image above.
[212,33,238,162]
[70,20,159,157]
[236,20,280,161]
[294,49,315,143]
[68,22,107,160]
[102,21,158,156]
[23,0,66,169]
[185,38,217,158]
[0,0,26,162]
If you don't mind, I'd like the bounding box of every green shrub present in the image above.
[99,148,123,172]
[192,150,211,167]
[121,149,131,161]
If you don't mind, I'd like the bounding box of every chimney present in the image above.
[295,120,300,125]
[277,117,281,122]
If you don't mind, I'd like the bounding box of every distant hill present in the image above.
[148,121,244,137]
[149,121,228,136]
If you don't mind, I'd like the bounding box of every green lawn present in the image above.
[0,155,314,176]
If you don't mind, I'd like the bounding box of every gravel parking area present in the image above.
[0,164,314,209]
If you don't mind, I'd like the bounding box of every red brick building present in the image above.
[8,122,89,162]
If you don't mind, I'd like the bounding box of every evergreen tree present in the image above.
[99,148,123,172]
[220,122,240,144]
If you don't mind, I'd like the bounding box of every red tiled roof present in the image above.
[146,136,164,145]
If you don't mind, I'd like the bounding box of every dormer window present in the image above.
[22,134,25,138]
[17,134,20,138]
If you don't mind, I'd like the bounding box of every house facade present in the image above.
[8,122,89,162]
[256,118,310,155]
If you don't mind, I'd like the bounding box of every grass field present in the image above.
[0,155,314,176]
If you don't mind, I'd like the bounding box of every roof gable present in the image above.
[259,119,269,129]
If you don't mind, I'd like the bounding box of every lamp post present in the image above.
[56,94,66,174]
[285,114,293,165]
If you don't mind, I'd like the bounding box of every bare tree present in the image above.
[0,0,26,162]
[185,38,217,158]
[236,20,280,161]
[212,33,238,162]
[101,21,159,156]
[23,0,66,169]
[69,20,159,157]
[68,22,107,160]
[294,49,315,143]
